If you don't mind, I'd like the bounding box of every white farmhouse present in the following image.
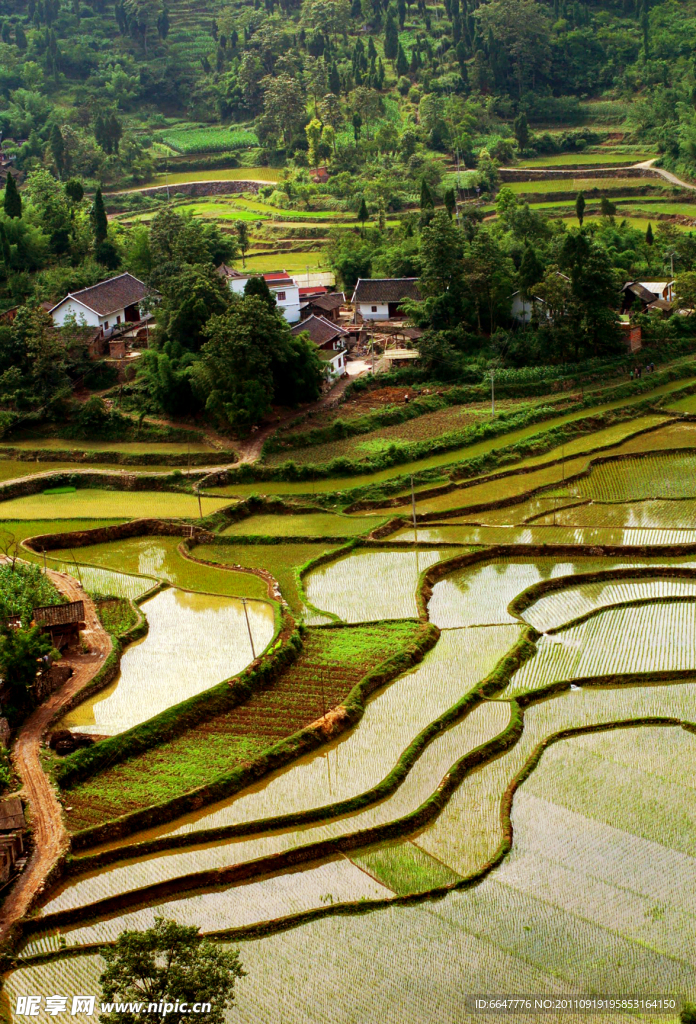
[48,273,150,334]
[291,313,348,379]
[351,278,421,321]
[216,265,301,323]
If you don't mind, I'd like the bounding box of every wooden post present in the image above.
[241,598,256,660]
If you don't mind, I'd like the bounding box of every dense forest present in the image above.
[3,0,696,428]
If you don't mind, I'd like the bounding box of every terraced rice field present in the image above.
[11,383,696,1018]
[60,588,275,736]
[0,490,231,520]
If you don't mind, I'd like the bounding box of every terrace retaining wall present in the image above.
[107,180,265,201]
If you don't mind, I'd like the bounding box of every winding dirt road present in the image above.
[0,571,112,943]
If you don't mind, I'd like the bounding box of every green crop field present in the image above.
[139,167,283,188]
[506,176,669,194]
[157,127,258,153]
[518,151,656,167]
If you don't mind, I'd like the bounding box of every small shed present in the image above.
[0,796,25,832]
[33,600,85,649]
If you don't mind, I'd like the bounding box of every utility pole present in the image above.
[410,475,418,546]
[241,598,256,660]
[491,369,495,416]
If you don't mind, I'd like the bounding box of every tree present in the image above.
[3,175,22,219]
[50,124,67,178]
[64,179,84,204]
[328,61,341,94]
[513,111,529,152]
[92,188,108,245]
[301,0,351,39]
[99,918,245,1024]
[305,117,323,167]
[420,177,435,226]
[236,221,250,267]
[518,245,544,298]
[395,42,409,76]
[0,623,55,720]
[681,1002,696,1024]
[384,8,398,59]
[123,0,164,53]
[474,0,550,97]
[575,191,585,226]
[357,196,369,234]
[15,23,28,49]
[243,275,276,310]
[646,221,654,245]
[675,271,696,314]
[600,195,616,218]
[194,295,323,432]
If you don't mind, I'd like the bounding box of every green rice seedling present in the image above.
[61,622,423,831]
[59,588,275,736]
[4,439,215,454]
[27,858,394,952]
[523,575,696,633]
[50,537,267,599]
[305,547,460,621]
[350,842,462,894]
[533,498,696,531]
[39,695,511,915]
[576,452,696,501]
[503,601,696,697]
[52,564,155,601]
[219,513,384,537]
[0,490,232,520]
[192,541,338,614]
[138,626,520,841]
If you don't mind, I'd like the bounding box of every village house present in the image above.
[0,795,25,885]
[291,314,348,378]
[621,280,676,315]
[216,265,302,323]
[351,278,421,321]
[49,273,151,335]
[300,291,346,323]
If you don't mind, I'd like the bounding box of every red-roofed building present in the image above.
[216,266,301,322]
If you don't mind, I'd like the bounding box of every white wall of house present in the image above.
[225,279,301,323]
[511,293,533,323]
[325,350,346,378]
[51,298,127,330]
[358,301,389,321]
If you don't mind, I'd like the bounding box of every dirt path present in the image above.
[634,159,696,191]
[0,571,112,943]
[233,374,356,464]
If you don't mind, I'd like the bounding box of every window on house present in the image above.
[104,320,109,328]
[371,305,378,312]
[116,315,121,324]
[277,291,286,301]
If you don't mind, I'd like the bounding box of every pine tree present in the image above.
[513,111,529,152]
[444,187,456,219]
[357,196,369,234]
[646,222,654,245]
[92,187,108,245]
[383,9,398,59]
[15,23,27,48]
[397,0,406,25]
[367,35,376,59]
[50,123,66,177]
[329,61,341,94]
[396,42,408,76]
[107,112,122,154]
[420,178,434,211]
[0,223,10,267]
[3,174,22,219]
[575,191,585,226]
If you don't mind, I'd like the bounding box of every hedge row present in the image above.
[0,447,235,468]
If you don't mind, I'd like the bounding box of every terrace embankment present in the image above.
[0,568,112,946]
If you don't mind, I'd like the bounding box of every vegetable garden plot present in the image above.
[0,490,232,520]
[219,512,383,537]
[305,547,460,621]
[575,451,696,501]
[416,680,696,879]
[59,588,274,737]
[25,858,393,953]
[523,576,696,633]
[504,601,696,696]
[50,537,267,600]
[39,700,511,916]
[62,622,423,830]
